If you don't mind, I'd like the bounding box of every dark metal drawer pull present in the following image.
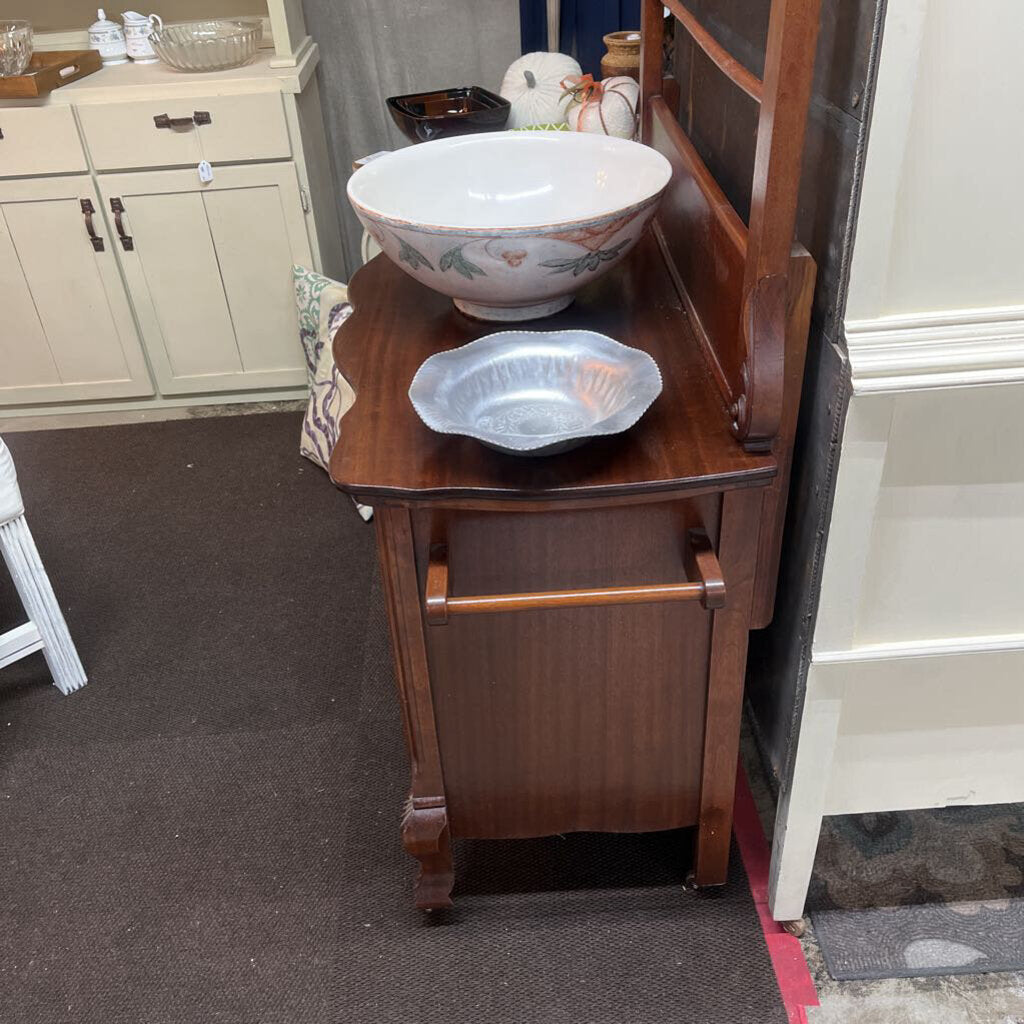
[425,528,726,625]
[109,197,133,251]
[153,110,212,129]
[80,199,104,252]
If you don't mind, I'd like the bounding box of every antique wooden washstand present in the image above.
[330,0,820,909]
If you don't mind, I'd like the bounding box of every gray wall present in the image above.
[302,0,521,278]
[0,0,265,32]
[672,0,886,783]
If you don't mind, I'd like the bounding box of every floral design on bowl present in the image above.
[347,132,672,322]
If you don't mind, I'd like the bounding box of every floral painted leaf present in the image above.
[541,239,633,277]
[598,238,632,261]
[439,245,486,280]
[396,236,433,272]
[455,253,485,279]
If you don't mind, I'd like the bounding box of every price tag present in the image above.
[198,160,213,183]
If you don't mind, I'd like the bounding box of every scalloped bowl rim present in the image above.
[150,18,261,41]
[408,329,664,452]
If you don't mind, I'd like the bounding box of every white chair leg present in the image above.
[0,514,86,695]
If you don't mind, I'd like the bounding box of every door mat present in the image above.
[812,900,1024,980]
[808,805,1024,980]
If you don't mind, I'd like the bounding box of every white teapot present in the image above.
[122,11,161,63]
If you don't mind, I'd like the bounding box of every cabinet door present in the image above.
[0,177,153,407]
[97,164,314,395]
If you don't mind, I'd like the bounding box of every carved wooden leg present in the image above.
[376,506,456,909]
[692,488,761,887]
[402,797,454,910]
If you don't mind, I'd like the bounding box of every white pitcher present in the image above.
[122,11,161,63]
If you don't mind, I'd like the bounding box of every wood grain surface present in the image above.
[329,233,775,507]
[413,498,719,840]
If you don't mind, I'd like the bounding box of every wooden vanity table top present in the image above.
[330,231,775,506]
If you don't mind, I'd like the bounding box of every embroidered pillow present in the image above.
[293,266,371,519]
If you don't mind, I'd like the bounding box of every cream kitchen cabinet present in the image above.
[97,164,312,395]
[0,175,153,406]
[0,38,343,416]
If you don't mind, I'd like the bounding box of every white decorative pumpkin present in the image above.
[566,76,640,139]
[500,51,582,129]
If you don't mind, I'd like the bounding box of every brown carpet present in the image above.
[0,412,786,1024]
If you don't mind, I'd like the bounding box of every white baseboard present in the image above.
[845,305,1024,393]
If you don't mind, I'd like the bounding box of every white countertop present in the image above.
[2,44,317,106]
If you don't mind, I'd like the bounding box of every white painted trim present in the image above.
[810,397,894,652]
[0,621,44,670]
[845,304,1024,393]
[814,631,1024,665]
[269,34,315,71]
[768,694,842,921]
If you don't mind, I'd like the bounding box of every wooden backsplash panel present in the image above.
[671,0,880,330]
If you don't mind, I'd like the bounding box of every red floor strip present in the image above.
[732,762,819,1024]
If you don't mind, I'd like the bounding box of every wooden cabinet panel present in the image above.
[77,92,291,171]
[0,176,153,406]
[416,500,720,839]
[98,163,313,394]
[0,107,87,178]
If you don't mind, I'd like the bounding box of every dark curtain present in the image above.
[519,0,549,53]
[520,0,642,75]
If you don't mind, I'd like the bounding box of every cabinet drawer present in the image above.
[76,92,291,171]
[0,106,87,178]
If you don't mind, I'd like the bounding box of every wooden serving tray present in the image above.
[0,50,102,99]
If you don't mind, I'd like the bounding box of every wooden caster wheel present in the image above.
[781,918,806,938]
[683,869,700,892]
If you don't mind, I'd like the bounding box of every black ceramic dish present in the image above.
[386,86,511,143]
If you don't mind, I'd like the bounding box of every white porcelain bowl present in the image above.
[347,132,672,321]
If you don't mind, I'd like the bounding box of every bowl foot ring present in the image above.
[453,295,574,322]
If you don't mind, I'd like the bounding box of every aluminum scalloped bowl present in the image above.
[150,19,261,72]
[408,329,663,456]
[348,131,672,322]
